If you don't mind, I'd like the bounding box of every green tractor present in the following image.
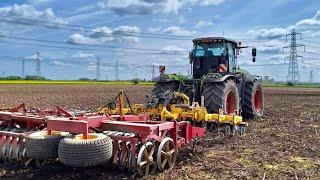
[152,37,264,119]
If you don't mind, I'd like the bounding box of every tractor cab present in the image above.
[189,37,238,79]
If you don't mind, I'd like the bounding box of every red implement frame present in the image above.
[46,113,205,148]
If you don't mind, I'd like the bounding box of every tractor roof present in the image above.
[192,37,238,45]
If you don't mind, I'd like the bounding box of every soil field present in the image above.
[0,84,319,180]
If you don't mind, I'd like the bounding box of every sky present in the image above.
[0,0,319,81]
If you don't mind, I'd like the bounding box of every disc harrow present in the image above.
[0,90,249,177]
[0,104,80,166]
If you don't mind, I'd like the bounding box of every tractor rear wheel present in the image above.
[203,80,240,114]
[152,81,180,97]
[58,133,113,167]
[242,80,264,119]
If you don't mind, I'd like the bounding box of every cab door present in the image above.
[227,43,236,73]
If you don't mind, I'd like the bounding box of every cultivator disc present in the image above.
[104,129,179,177]
[0,131,30,165]
[157,137,178,172]
[136,142,157,176]
[119,141,130,169]
[205,123,247,137]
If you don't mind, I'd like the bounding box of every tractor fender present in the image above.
[204,74,234,83]
[242,74,262,83]
[154,74,188,83]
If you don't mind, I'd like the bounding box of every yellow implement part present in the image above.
[160,107,179,121]
[98,90,245,126]
[99,107,131,115]
[173,92,190,105]
[161,102,243,126]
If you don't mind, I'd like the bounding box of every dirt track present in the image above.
[0,84,319,179]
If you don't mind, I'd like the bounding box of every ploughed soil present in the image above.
[0,84,319,180]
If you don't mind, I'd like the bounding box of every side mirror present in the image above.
[189,50,194,59]
[189,51,194,64]
[252,47,257,62]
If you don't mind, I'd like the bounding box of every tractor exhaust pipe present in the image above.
[201,95,204,107]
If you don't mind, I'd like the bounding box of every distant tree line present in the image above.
[0,75,46,80]
[78,77,149,84]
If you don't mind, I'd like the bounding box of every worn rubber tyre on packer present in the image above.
[58,133,113,167]
[203,79,240,114]
[26,131,69,160]
[152,81,180,97]
[242,80,264,119]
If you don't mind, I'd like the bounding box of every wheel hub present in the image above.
[254,88,262,113]
[226,90,236,114]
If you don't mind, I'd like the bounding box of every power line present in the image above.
[0,55,190,68]
[0,40,188,56]
[304,51,320,56]
[0,14,192,38]
[0,34,189,53]
[0,15,297,43]
[0,15,193,40]
[241,63,287,67]
[303,39,320,45]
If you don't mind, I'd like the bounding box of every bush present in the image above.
[24,75,46,80]
[78,78,91,81]
[132,78,139,85]
[286,82,295,86]
[2,76,22,80]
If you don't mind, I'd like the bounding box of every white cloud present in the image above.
[162,26,196,36]
[113,25,141,43]
[49,61,72,67]
[148,27,161,33]
[293,10,320,29]
[162,45,184,51]
[90,26,114,41]
[66,25,141,45]
[247,28,289,39]
[178,16,186,24]
[311,30,320,37]
[72,51,94,58]
[162,0,182,14]
[186,0,225,6]
[99,0,224,15]
[0,4,67,26]
[195,20,213,29]
[26,54,42,59]
[28,0,55,5]
[259,46,282,54]
[248,10,320,39]
[97,1,107,9]
[66,34,98,45]
[99,0,182,15]
[161,45,185,54]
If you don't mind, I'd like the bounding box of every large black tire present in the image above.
[203,80,240,114]
[58,133,113,167]
[26,131,69,160]
[242,80,264,119]
[152,81,180,97]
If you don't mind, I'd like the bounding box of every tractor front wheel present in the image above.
[152,81,180,97]
[203,80,240,114]
[242,80,264,119]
